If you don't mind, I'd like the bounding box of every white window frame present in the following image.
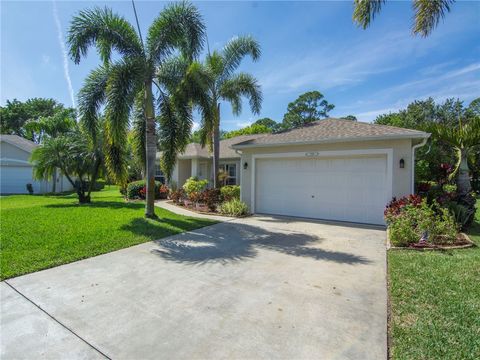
[220,163,237,186]
[250,149,394,214]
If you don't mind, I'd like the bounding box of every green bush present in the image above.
[126,180,167,200]
[91,179,105,191]
[219,199,249,217]
[387,199,457,246]
[220,185,240,201]
[182,177,208,202]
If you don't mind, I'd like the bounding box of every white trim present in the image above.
[250,149,394,216]
[233,133,429,149]
[411,137,429,193]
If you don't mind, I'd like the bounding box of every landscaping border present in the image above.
[386,229,475,250]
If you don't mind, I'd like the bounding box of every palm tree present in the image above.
[353,0,455,37]
[68,2,205,218]
[429,116,480,196]
[31,128,104,203]
[184,36,262,188]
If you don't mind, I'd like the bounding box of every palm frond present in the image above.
[78,66,109,141]
[147,1,205,64]
[156,56,190,93]
[353,0,385,29]
[220,72,262,116]
[68,7,142,64]
[221,35,261,79]
[412,0,454,37]
[131,94,146,173]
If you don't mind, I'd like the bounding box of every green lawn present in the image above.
[388,199,480,359]
[0,187,216,280]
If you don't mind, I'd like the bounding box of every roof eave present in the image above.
[231,133,431,149]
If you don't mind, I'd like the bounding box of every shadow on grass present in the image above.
[120,216,216,241]
[45,201,145,210]
[147,222,371,266]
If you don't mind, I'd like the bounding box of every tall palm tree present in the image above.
[429,116,479,196]
[185,36,262,188]
[353,0,455,37]
[68,2,205,218]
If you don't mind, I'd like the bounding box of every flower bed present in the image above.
[169,177,249,217]
[385,192,476,250]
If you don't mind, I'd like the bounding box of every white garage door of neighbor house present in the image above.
[255,156,389,225]
[1,166,39,194]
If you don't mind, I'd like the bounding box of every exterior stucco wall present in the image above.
[239,139,413,212]
[0,142,31,164]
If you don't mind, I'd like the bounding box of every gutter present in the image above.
[411,135,430,193]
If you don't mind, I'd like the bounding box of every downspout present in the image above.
[411,136,430,193]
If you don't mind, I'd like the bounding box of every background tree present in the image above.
[223,123,271,139]
[185,35,262,188]
[374,97,479,186]
[68,2,205,218]
[0,98,68,140]
[353,0,455,37]
[340,115,357,121]
[282,91,334,129]
[253,117,279,131]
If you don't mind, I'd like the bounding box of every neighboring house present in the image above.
[0,135,73,194]
[156,135,261,187]
[230,118,430,225]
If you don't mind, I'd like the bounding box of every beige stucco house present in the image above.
[162,118,429,225]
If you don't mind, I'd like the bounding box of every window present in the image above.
[220,163,237,185]
[155,164,165,184]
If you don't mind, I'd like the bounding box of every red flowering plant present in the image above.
[384,194,423,224]
[438,163,453,185]
[139,186,147,199]
[156,184,169,200]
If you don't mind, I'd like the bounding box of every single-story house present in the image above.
[0,135,73,194]
[161,118,430,225]
[156,135,260,186]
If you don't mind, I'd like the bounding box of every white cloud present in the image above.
[259,31,440,93]
[52,0,75,108]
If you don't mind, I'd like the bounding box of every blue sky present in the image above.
[1,1,479,131]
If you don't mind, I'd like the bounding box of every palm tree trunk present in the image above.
[52,168,57,193]
[144,81,157,218]
[457,148,471,196]
[212,103,220,189]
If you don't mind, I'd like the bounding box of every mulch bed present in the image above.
[387,231,475,251]
[166,200,250,218]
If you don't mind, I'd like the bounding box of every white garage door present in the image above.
[255,156,389,225]
[1,166,40,194]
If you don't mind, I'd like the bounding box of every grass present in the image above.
[0,186,216,280]
[388,199,480,359]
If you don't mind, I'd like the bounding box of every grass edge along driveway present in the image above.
[0,187,216,280]
[388,198,480,359]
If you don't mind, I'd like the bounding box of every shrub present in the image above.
[386,198,458,246]
[201,188,221,212]
[126,180,165,200]
[220,185,240,201]
[219,199,249,217]
[170,189,185,204]
[384,194,422,221]
[447,201,473,230]
[91,179,105,191]
[26,183,34,195]
[183,177,208,203]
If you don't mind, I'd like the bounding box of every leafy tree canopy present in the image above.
[223,123,272,139]
[340,115,357,121]
[253,117,279,130]
[374,97,479,184]
[0,98,72,141]
[282,91,334,129]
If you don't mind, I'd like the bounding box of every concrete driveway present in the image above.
[1,216,387,360]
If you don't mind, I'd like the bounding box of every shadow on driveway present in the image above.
[150,222,371,266]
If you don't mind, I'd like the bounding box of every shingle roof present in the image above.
[156,134,262,160]
[231,118,429,148]
[0,134,38,153]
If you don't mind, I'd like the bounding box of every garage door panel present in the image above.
[255,156,388,225]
